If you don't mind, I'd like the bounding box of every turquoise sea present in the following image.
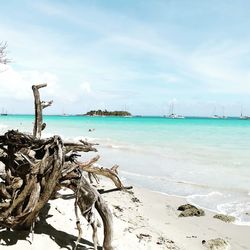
[1,115,250,225]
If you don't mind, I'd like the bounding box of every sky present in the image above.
[0,0,250,116]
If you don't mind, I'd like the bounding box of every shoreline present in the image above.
[132,186,250,249]
[156,190,250,227]
[0,178,249,250]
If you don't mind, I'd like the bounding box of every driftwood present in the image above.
[0,84,127,250]
[32,84,53,138]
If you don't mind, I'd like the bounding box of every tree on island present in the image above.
[0,84,131,250]
[0,42,10,65]
[85,109,131,116]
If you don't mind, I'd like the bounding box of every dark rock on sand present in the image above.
[131,197,141,203]
[156,237,180,249]
[136,233,152,242]
[177,204,196,211]
[213,214,235,223]
[202,238,229,249]
[178,204,205,217]
[113,205,124,212]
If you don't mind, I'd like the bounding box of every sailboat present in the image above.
[211,106,220,119]
[240,106,250,120]
[240,113,250,120]
[1,108,7,116]
[165,102,184,119]
[211,105,228,119]
[60,107,70,116]
[221,106,228,119]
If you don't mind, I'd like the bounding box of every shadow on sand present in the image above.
[0,203,102,250]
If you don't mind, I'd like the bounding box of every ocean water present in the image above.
[0,115,250,225]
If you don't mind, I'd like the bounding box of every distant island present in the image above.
[84,110,132,117]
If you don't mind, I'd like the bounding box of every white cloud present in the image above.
[0,65,89,114]
[0,64,59,101]
[0,65,31,100]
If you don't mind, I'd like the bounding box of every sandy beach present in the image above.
[1,0,250,249]
[0,177,249,250]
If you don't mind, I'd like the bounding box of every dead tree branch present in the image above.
[32,84,53,139]
[0,84,126,250]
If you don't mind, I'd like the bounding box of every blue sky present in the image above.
[0,0,250,116]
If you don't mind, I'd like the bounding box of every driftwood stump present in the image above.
[32,84,53,138]
[0,84,127,250]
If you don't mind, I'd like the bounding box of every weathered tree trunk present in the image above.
[0,84,128,249]
[0,132,64,230]
[32,83,52,138]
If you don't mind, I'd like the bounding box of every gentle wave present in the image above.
[63,135,146,154]
[121,169,250,225]
[218,202,250,226]
[120,170,171,181]
[121,170,249,194]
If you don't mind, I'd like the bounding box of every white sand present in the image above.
[0,178,250,250]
